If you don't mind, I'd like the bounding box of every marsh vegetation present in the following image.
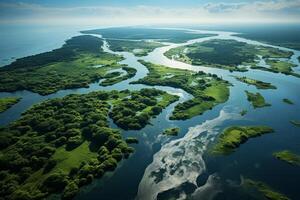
[132,60,230,120]
[0,97,21,113]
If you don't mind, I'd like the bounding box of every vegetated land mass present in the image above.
[244,179,291,200]
[0,35,137,95]
[273,150,300,166]
[131,60,230,120]
[256,59,300,78]
[0,97,21,113]
[236,25,300,51]
[100,66,137,87]
[81,27,217,43]
[109,88,179,130]
[240,109,247,116]
[212,126,274,155]
[107,39,165,56]
[282,98,294,105]
[245,91,271,108]
[290,120,300,127]
[234,76,276,90]
[164,39,295,74]
[162,127,180,136]
[0,88,175,200]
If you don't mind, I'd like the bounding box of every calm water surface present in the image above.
[0,26,299,200]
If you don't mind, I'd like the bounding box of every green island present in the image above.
[245,91,271,108]
[162,127,180,136]
[131,60,230,120]
[244,179,290,200]
[282,98,294,105]
[0,35,137,95]
[107,39,165,56]
[125,137,139,144]
[164,39,293,72]
[82,27,217,43]
[290,120,300,127]
[109,88,179,130]
[0,88,174,199]
[0,97,21,113]
[211,126,274,155]
[273,150,300,166]
[240,109,247,116]
[100,66,137,86]
[234,76,276,89]
[260,59,300,77]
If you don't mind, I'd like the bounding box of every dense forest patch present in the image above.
[110,88,179,130]
[164,39,293,73]
[0,88,176,199]
[0,35,134,95]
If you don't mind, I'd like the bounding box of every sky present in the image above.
[0,0,300,26]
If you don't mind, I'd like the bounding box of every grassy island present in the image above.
[131,60,230,120]
[164,39,293,72]
[265,59,298,75]
[244,179,290,200]
[290,120,300,127]
[107,39,165,56]
[0,88,174,199]
[81,27,217,43]
[0,97,21,113]
[234,76,276,90]
[251,59,300,78]
[162,127,180,136]
[0,35,136,95]
[212,126,274,155]
[100,66,137,86]
[273,150,300,166]
[245,91,271,108]
[282,98,294,105]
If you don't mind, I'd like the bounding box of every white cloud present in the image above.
[0,0,299,25]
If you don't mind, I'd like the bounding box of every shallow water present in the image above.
[0,27,300,200]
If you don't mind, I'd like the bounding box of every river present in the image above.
[0,27,300,200]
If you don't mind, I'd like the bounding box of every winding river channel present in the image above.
[1,28,300,200]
